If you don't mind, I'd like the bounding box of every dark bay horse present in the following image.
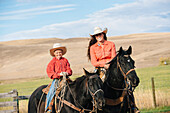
[99,46,140,113]
[28,69,105,113]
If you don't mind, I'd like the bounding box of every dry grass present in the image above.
[16,89,170,112]
[19,100,28,113]
[134,89,170,109]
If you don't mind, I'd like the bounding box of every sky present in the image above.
[0,0,170,41]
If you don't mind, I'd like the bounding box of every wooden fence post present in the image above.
[151,77,157,108]
[13,89,19,113]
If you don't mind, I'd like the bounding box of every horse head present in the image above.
[107,46,140,89]
[83,68,105,110]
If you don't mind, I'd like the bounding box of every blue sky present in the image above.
[0,0,170,41]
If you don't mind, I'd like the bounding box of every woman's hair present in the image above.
[87,33,107,60]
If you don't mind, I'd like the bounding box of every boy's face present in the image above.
[54,49,63,59]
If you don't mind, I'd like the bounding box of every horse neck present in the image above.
[107,58,124,88]
[104,57,125,98]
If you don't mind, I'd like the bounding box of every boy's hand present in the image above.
[60,72,68,76]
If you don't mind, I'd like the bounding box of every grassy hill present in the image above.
[0,32,170,81]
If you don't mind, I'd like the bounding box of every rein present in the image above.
[58,75,103,113]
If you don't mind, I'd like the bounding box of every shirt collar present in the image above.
[54,57,63,60]
[95,40,108,47]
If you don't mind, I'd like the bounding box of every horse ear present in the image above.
[83,68,90,76]
[127,46,132,55]
[119,46,123,54]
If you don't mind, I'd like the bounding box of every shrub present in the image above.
[159,57,170,65]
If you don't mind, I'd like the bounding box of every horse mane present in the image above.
[69,75,86,85]
[108,51,119,65]
[108,47,129,65]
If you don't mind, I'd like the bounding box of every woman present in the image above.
[87,27,116,81]
[45,43,72,112]
[88,28,139,112]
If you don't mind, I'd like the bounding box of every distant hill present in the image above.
[0,32,170,80]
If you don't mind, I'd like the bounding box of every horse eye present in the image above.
[127,59,130,62]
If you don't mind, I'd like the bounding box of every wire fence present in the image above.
[134,77,170,109]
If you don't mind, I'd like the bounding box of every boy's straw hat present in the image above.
[50,43,66,57]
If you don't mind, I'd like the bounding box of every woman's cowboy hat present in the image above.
[90,27,108,37]
[50,43,67,57]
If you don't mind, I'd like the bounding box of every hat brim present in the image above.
[90,28,107,37]
[50,47,67,57]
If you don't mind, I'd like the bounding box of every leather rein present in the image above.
[105,56,135,106]
[58,75,104,113]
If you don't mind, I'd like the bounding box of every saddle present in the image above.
[42,78,72,112]
[42,78,72,95]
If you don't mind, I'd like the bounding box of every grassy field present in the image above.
[133,65,170,111]
[136,65,170,90]
[0,65,170,112]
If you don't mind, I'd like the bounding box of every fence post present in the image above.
[151,77,157,108]
[13,89,19,113]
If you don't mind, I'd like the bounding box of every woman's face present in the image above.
[54,49,63,59]
[95,33,104,42]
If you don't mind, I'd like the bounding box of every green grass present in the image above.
[0,75,81,95]
[0,78,51,95]
[0,65,169,95]
[136,65,170,91]
[141,106,170,113]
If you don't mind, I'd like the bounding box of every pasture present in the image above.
[0,65,170,112]
[0,33,170,112]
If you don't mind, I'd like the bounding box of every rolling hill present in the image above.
[0,32,170,80]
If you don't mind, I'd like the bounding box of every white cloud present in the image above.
[0,4,75,20]
[0,4,75,15]
[1,0,170,41]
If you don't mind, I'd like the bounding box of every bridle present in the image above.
[59,75,104,113]
[87,75,104,112]
[117,56,135,81]
[104,55,136,107]
[117,56,137,91]
[106,56,136,90]
[87,75,104,96]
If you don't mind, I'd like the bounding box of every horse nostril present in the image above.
[134,78,139,86]
[134,79,137,84]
